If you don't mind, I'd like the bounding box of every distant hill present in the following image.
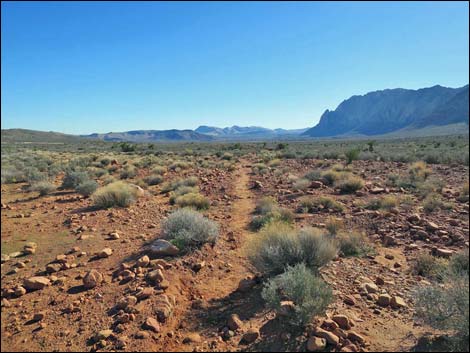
[195,125,308,139]
[303,84,469,137]
[83,129,214,142]
[1,129,84,143]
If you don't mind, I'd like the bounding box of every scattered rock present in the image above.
[97,248,113,258]
[227,314,244,331]
[83,270,103,289]
[307,336,327,351]
[149,239,179,257]
[377,294,392,307]
[143,317,160,333]
[241,329,259,344]
[332,314,351,330]
[23,276,50,291]
[390,296,407,309]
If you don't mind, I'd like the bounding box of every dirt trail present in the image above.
[165,162,259,351]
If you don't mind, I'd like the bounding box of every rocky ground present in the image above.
[1,157,468,352]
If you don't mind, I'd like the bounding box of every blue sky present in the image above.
[1,1,469,134]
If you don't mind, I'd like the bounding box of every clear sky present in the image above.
[1,1,469,134]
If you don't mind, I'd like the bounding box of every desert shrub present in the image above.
[366,195,399,211]
[120,166,137,179]
[345,148,360,165]
[293,178,310,191]
[303,169,322,182]
[1,167,26,184]
[337,231,372,257]
[76,180,99,197]
[412,253,449,280]
[144,174,163,186]
[335,174,364,194]
[161,176,198,193]
[169,186,199,204]
[250,208,294,231]
[298,196,344,213]
[162,208,219,250]
[61,171,89,189]
[449,251,469,277]
[252,163,268,174]
[247,222,337,276]
[457,182,469,202]
[416,177,445,197]
[169,161,191,171]
[321,170,341,186]
[102,175,117,185]
[255,197,278,215]
[267,158,281,167]
[92,181,138,209]
[174,192,210,210]
[30,181,56,196]
[261,263,332,326]
[408,161,431,182]
[423,193,452,213]
[325,217,344,236]
[151,166,166,175]
[415,272,469,351]
[24,167,47,183]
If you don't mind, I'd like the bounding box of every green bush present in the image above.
[412,253,449,280]
[161,176,198,193]
[415,273,469,351]
[261,263,332,326]
[174,192,210,210]
[30,181,56,196]
[162,208,219,250]
[335,174,364,194]
[337,231,372,257]
[144,174,163,186]
[92,181,138,208]
[76,180,99,197]
[62,171,89,189]
[298,196,344,213]
[345,148,361,165]
[247,222,337,276]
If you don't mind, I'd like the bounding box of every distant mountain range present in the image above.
[84,129,213,142]
[303,84,469,137]
[3,84,468,143]
[194,125,308,139]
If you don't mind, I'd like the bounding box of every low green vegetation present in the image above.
[162,208,219,251]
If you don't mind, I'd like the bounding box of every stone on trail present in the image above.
[97,248,113,258]
[241,329,259,344]
[143,317,160,333]
[307,336,327,351]
[227,313,244,331]
[83,270,103,289]
[23,276,51,291]
[149,239,180,257]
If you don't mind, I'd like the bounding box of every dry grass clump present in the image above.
[76,180,99,196]
[457,182,469,202]
[366,195,400,211]
[92,181,138,209]
[247,222,337,276]
[298,196,344,213]
[174,192,210,210]
[293,178,310,191]
[250,198,293,230]
[161,176,198,193]
[334,174,364,193]
[336,231,373,257]
[143,174,164,186]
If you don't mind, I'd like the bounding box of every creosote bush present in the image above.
[162,208,219,250]
[298,196,344,213]
[337,231,372,257]
[174,192,210,210]
[92,181,138,209]
[247,222,337,276]
[262,263,332,326]
[30,181,56,196]
[61,171,89,189]
[415,251,469,352]
[76,180,99,197]
[334,174,364,194]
